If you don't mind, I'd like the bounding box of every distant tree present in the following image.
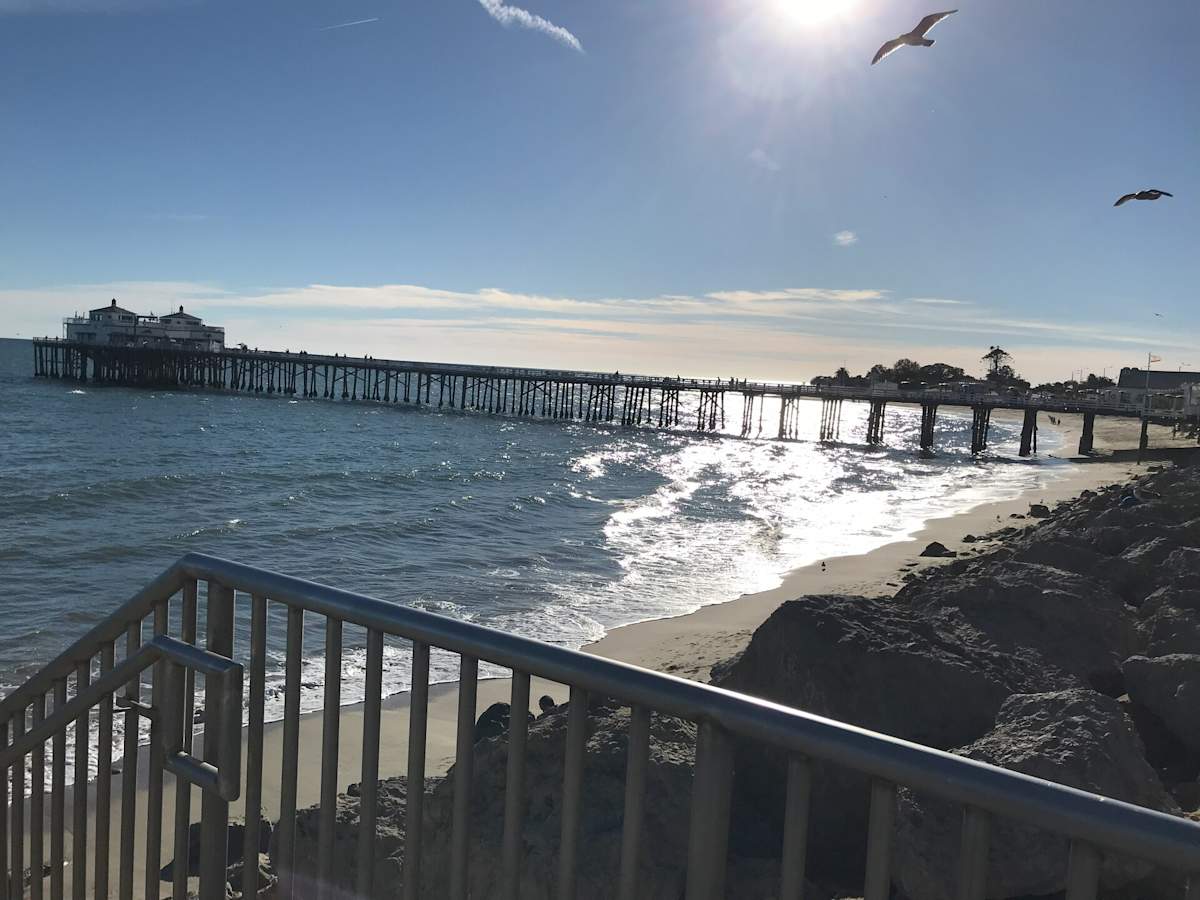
[1085,373,1114,388]
[866,363,893,382]
[834,366,851,385]
[892,358,921,381]
[982,346,1013,378]
[918,362,967,383]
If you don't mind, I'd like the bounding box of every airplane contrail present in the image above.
[316,17,381,32]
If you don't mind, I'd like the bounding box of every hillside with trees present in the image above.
[812,347,1029,390]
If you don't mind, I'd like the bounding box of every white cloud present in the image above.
[477,0,582,52]
[909,297,968,306]
[832,230,858,247]
[4,279,1196,384]
[748,148,780,172]
[705,288,883,304]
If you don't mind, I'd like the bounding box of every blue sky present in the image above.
[1,0,1197,381]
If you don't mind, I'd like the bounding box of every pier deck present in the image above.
[30,339,1187,456]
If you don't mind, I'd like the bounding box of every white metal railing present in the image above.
[2,554,1200,900]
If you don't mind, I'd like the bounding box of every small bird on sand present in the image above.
[872,10,957,65]
[1114,189,1174,207]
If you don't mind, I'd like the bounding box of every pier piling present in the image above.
[1018,408,1039,457]
[866,400,887,445]
[919,403,938,455]
[970,405,993,455]
[1079,412,1096,455]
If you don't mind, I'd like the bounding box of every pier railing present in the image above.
[3,553,1200,900]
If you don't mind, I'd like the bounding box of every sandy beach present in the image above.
[43,413,1187,893]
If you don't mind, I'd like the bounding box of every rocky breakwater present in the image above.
[713,460,1200,898]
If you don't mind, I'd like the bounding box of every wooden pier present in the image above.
[30,339,1182,456]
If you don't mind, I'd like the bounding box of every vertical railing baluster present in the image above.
[95,643,115,900]
[557,687,589,900]
[402,642,430,900]
[198,582,234,900]
[1065,841,1100,900]
[172,581,198,900]
[11,709,25,900]
[956,806,990,900]
[863,780,896,900]
[50,679,67,900]
[242,595,268,900]
[684,721,734,900]
[0,716,9,900]
[355,629,384,899]
[143,602,168,900]
[500,671,530,900]
[617,705,650,900]
[117,621,141,900]
[449,656,478,900]
[31,696,45,900]
[317,618,343,898]
[779,755,813,900]
[72,660,91,900]
[276,606,304,900]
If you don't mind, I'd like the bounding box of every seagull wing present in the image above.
[1114,193,1137,207]
[913,10,957,37]
[872,37,906,65]
[1151,190,1174,198]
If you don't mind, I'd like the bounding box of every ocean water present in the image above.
[0,338,1068,778]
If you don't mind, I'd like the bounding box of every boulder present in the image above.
[225,853,276,899]
[894,690,1176,900]
[1138,603,1200,656]
[920,541,957,558]
[162,816,272,882]
[1124,655,1200,753]
[271,777,413,897]
[711,595,1060,884]
[425,705,660,898]
[896,561,1137,692]
[1029,503,1051,518]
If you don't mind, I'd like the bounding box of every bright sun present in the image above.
[773,0,858,26]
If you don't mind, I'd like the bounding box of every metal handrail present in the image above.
[4,553,1200,900]
[169,554,1200,872]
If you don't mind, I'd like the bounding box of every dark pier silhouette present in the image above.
[30,340,1180,456]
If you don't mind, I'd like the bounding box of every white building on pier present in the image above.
[63,300,225,352]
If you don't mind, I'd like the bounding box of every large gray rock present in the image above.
[894,690,1176,900]
[897,561,1137,692]
[271,777,414,898]
[1138,603,1200,656]
[416,702,819,899]
[711,594,1062,884]
[1124,654,1200,753]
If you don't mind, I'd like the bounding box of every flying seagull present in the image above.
[872,10,957,65]
[1114,189,1174,207]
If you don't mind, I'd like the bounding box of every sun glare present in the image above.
[773,0,858,27]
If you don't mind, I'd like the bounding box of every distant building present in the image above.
[1101,367,1198,412]
[63,300,225,352]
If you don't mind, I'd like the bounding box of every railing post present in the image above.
[144,602,168,900]
[449,656,478,900]
[557,687,589,900]
[864,780,896,900]
[685,721,734,900]
[199,582,234,900]
[1065,841,1100,900]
